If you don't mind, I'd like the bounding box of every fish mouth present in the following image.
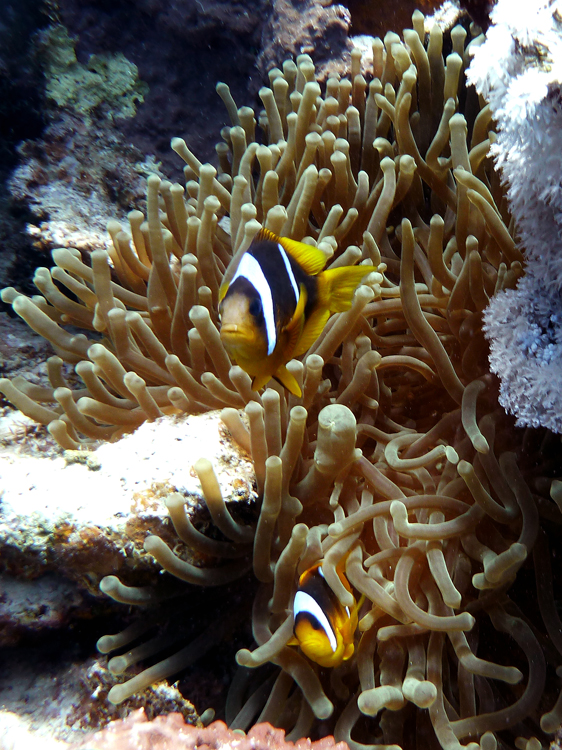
[220,324,249,343]
[220,324,252,345]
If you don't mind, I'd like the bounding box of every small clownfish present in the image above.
[218,228,377,397]
[289,561,361,669]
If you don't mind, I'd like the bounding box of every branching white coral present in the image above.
[468,0,562,431]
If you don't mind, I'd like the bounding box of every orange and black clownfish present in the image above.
[218,228,377,397]
[289,561,361,669]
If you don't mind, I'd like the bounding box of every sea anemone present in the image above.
[2,9,562,750]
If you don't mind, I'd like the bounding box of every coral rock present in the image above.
[0,412,256,594]
[258,0,352,81]
[0,573,85,646]
[71,714,350,750]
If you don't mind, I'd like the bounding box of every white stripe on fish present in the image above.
[230,252,277,355]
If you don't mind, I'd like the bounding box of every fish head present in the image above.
[219,287,269,363]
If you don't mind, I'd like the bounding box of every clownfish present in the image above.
[218,229,377,397]
[289,561,361,668]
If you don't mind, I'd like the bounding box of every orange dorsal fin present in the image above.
[320,264,377,312]
[257,228,328,275]
[279,237,328,276]
[255,228,278,243]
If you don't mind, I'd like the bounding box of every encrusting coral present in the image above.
[65,711,351,750]
[2,8,562,750]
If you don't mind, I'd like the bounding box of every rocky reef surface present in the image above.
[0,0,464,295]
[0,713,350,750]
[0,411,255,740]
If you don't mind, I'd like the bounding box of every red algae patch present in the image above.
[71,713,350,750]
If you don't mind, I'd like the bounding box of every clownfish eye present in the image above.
[249,297,263,319]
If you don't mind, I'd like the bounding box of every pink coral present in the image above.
[73,712,350,750]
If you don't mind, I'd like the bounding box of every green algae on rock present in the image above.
[40,25,148,119]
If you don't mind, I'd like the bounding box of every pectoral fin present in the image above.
[252,371,273,392]
[273,364,302,397]
[292,307,330,357]
[282,284,307,361]
[284,284,307,333]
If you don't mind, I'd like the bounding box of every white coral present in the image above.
[467,0,562,431]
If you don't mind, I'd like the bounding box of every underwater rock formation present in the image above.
[67,715,350,750]
[0,411,255,594]
[50,0,267,169]
[0,712,350,750]
[2,6,562,750]
[342,0,457,39]
[258,0,353,82]
[0,573,86,646]
[4,21,154,289]
[467,0,562,432]
[0,654,199,746]
[0,0,50,294]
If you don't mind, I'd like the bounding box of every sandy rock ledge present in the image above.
[0,410,256,613]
